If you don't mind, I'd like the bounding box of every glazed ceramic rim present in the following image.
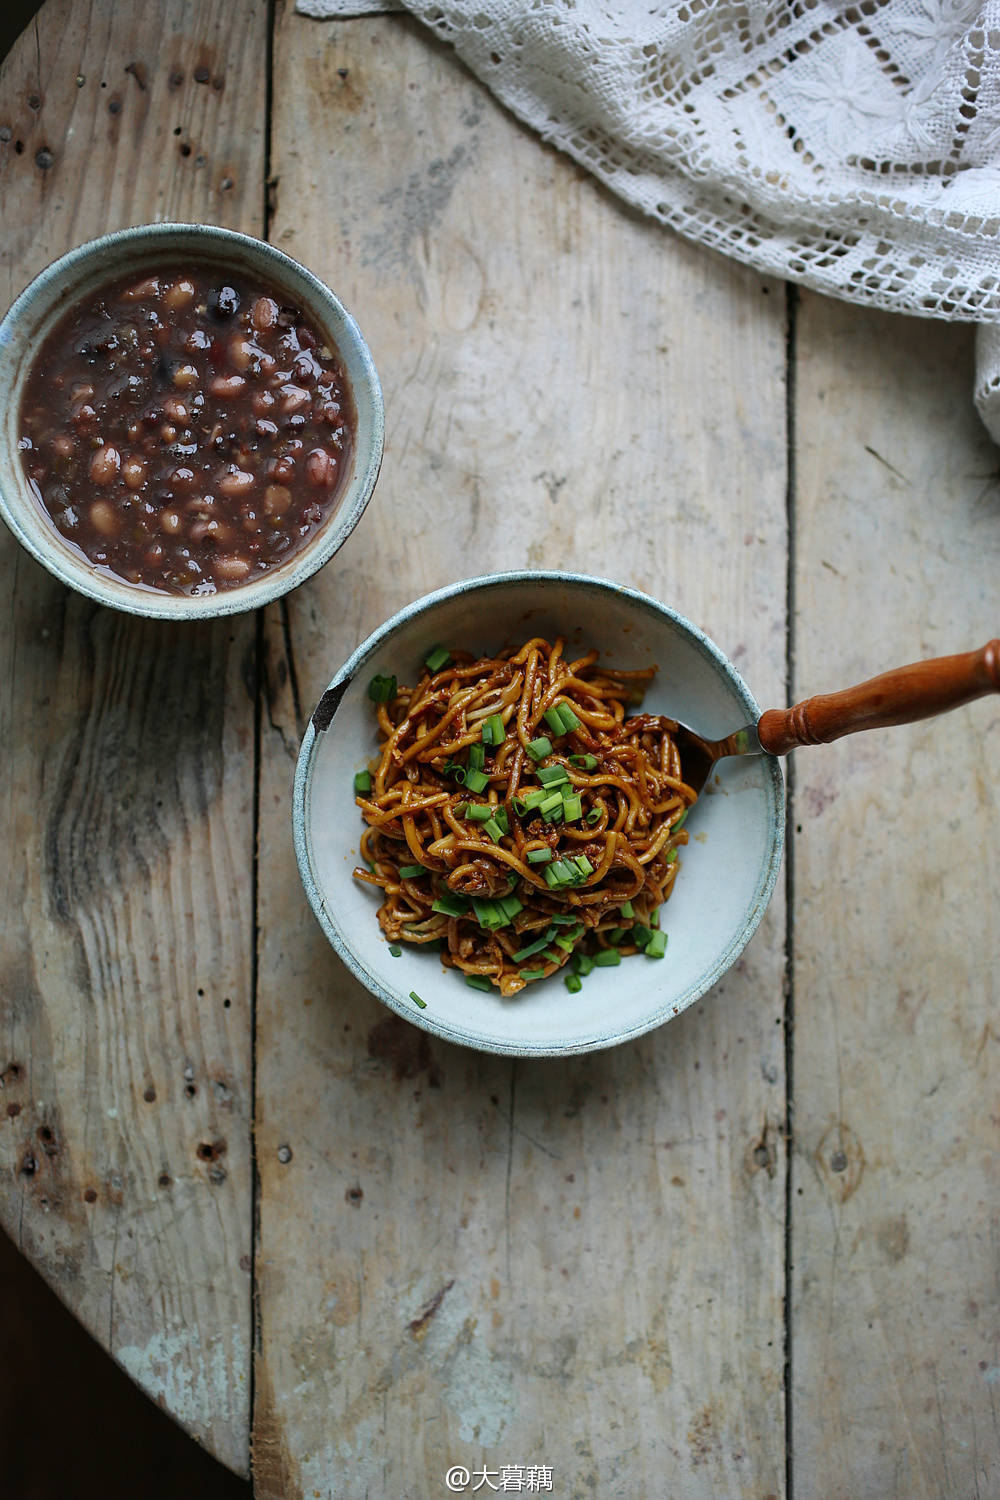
[0,222,384,620]
[293,571,786,1057]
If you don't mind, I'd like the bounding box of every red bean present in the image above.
[89,445,121,485]
[173,364,200,389]
[263,484,291,519]
[218,467,255,496]
[210,374,246,399]
[212,555,252,581]
[163,279,196,311]
[251,297,278,331]
[305,448,336,488]
[89,499,119,535]
[122,457,147,491]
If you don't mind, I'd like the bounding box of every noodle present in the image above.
[352,638,697,996]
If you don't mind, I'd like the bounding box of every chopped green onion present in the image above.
[498,894,523,920]
[468,743,485,772]
[645,930,668,959]
[432,893,468,918]
[519,968,546,981]
[544,705,570,735]
[607,927,625,945]
[512,934,552,962]
[368,673,397,703]
[538,764,569,786]
[464,768,489,793]
[544,859,577,888]
[544,949,563,964]
[452,802,468,820]
[354,770,372,794]
[561,705,582,731]
[481,713,505,746]
[665,849,677,864]
[650,908,660,928]
[526,736,552,762]
[673,809,689,831]
[409,990,426,1008]
[493,806,510,835]
[425,645,451,672]
[586,807,602,824]
[565,973,583,994]
[444,761,467,784]
[620,901,634,919]
[540,792,564,822]
[465,974,493,992]
[549,913,579,926]
[569,753,598,770]
[472,898,507,929]
[388,944,402,957]
[483,817,504,843]
[573,855,594,877]
[398,864,426,879]
[594,949,621,967]
[466,803,493,822]
[573,953,595,977]
[632,925,654,949]
[561,792,583,821]
[518,788,547,810]
[527,847,553,864]
[555,933,577,952]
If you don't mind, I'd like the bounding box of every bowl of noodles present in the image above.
[293,571,784,1056]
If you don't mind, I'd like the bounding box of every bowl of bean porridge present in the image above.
[0,223,384,618]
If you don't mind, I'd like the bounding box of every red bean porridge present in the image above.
[18,266,355,594]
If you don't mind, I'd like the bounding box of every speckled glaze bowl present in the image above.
[294,572,785,1057]
[0,223,383,620]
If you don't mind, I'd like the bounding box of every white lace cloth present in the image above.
[297,0,1000,442]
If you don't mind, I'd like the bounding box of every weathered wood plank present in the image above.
[0,0,267,1474]
[791,297,1000,1498]
[255,13,789,1496]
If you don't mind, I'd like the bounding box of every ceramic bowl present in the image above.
[0,223,383,620]
[294,572,784,1057]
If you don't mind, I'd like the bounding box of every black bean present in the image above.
[209,285,241,319]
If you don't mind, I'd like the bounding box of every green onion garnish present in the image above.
[469,743,485,772]
[519,968,546,981]
[540,792,564,822]
[388,944,402,957]
[425,645,451,672]
[527,847,553,864]
[573,854,594,877]
[650,908,660,928]
[544,705,569,735]
[354,770,372,794]
[444,762,467,784]
[466,803,492,822]
[498,894,523,920]
[645,930,668,959]
[464,768,489,793]
[673,809,689,831]
[620,901,634,918]
[409,990,426,1008]
[512,934,552,962]
[483,817,504,843]
[594,949,621,967]
[432,893,468,918]
[549,914,578,926]
[519,788,547,810]
[473,898,510,930]
[493,806,510,835]
[586,807,602,824]
[573,953,595,976]
[526,736,552,762]
[561,792,583,821]
[632,925,654,948]
[569,754,598,770]
[368,673,397,703]
[481,714,505,746]
[398,864,426,879]
[538,764,569,786]
[666,849,677,864]
[607,927,625,945]
[465,974,493,991]
[555,933,577,952]
[565,973,583,993]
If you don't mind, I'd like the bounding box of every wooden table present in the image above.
[2,3,998,1495]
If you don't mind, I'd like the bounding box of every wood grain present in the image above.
[254,12,789,1496]
[791,297,1000,1497]
[0,0,267,1475]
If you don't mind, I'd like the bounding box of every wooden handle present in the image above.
[757,640,1000,756]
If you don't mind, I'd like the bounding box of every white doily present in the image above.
[298,0,1000,443]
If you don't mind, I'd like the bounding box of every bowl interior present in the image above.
[296,574,784,1056]
[0,224,383,619]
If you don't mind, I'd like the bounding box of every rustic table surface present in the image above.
[2,2,998,1496]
